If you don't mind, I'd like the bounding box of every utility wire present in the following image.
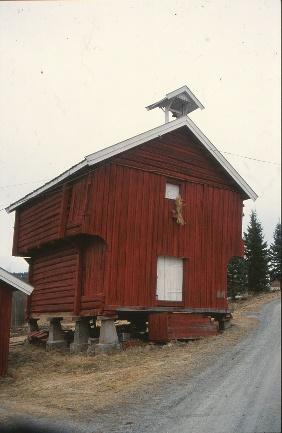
[0,149,280,191]
[0,179,49,190]
[0,156,280,191]
[217,149,281,166]
[0,149,280,212]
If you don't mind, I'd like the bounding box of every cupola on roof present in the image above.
[6,83,258,213]
[146,85,204,123]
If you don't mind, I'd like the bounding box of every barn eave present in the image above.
[85,117,258,201]
[6,117,257,213]
[6,159,88,213]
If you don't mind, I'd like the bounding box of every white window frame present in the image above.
[165,182,180,200]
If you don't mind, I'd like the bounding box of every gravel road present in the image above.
[87,298,281,433]
[1,298,280,433]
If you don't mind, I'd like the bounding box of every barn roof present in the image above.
[0,267,34,295]
[6,116,257,213]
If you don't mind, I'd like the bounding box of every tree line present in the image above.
[227,210,281,298]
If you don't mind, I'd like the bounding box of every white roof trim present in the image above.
[86,117,257,200]
[7,160,88,213]
[184,117,258,200]
[0,267,34,295]
[6,118,257,213]
[86,117,188,164]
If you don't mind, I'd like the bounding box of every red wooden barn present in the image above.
[0,267,33,376]
[6,86,257,349]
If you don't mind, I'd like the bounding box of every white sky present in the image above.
[0,0,281,272]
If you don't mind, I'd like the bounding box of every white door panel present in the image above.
[157,256,183,302]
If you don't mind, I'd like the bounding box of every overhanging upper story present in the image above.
[6,85,257,256]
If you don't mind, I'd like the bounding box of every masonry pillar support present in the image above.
[27,318,39,333]
[70,317,91,354]
[95,316,121,354]
[46,317,67,351]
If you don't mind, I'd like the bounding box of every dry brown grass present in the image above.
[0,291,280,421]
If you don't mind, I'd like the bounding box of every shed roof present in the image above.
[0,267,34,295]
[6,116,257,213]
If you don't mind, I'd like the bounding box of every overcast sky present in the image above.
[0,0,281,272]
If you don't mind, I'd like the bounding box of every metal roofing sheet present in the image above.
[0,267,34,295]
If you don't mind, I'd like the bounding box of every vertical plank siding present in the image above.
[81,237,107,304]
[114,128,239,190]
[66,176,90,235]
[149,313,219,342]
[14,129,245,316]
[0,284,12,376]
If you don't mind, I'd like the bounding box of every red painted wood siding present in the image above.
[14,177,90,255]
[0,284,12,376]
[14,128,245,316]
[114,128,243,192]
[66,175,91,236]
[15,190,63,255]
[80,237,107,315]
[82,164,243,311]
[148,313,219,342]
[29,245,79,314]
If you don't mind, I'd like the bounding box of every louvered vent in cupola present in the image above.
[146,85,204,123]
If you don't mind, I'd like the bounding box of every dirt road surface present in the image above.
[84,298,281,433]
[118,298,280,433]
[77,300,281,433]
[0,297,280,433]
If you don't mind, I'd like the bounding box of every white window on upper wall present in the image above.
[156,256,183,302]
[165,182,180,199]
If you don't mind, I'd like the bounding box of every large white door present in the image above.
[156,256,183,302]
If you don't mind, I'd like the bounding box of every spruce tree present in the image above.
[269,222,281,282]
[227,257,248,299]
[244,210,270,292]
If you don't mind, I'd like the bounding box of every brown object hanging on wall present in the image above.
[172,195,185,226]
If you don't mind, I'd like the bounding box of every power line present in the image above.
[0,179,49,190]
[0,149,280,211]
[217,149,281,166]
[0,149,281,189]
[0,149,280,192]
[0,170,91,212]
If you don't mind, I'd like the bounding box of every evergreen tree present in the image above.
[227,256,248,299]
[269,222,281,282]
[244,210,270,292]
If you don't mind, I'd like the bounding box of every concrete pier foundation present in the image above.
[46,317,67,351]
[70,317,91,354]
[94,316,121,354]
